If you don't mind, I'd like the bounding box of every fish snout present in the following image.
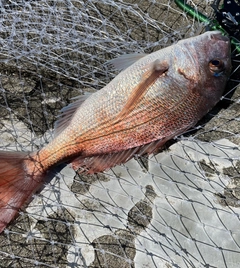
[207,31,231,68]
[209,31,230,43]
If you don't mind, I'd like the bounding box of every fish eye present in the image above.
[209,59,225,75]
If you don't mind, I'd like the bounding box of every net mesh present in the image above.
[0,0,240,267]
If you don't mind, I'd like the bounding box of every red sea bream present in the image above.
[0,31,231,232]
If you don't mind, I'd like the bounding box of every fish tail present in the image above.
[0,150,46,233]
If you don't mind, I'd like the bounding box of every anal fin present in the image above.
[71,139,166,174]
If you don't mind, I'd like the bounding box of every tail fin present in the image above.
[0,151,46,233]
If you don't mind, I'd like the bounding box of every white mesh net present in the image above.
[0,0,240,267]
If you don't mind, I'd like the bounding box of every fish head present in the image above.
[175,31,231,109]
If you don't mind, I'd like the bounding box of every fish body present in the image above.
[0,31,231,232]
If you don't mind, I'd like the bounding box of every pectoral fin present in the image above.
[117,59,169,121]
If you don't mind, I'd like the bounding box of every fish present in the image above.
[0,31,231,233]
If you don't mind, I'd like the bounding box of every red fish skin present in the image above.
[0,31,231,233]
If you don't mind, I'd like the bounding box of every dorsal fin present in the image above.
[108,53,147,70]
[54,94,90,137]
